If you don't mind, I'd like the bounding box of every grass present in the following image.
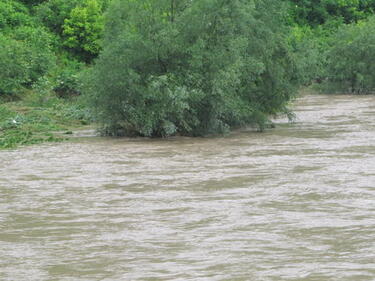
[0,91,92,149]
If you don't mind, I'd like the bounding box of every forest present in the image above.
[0,0,375,147]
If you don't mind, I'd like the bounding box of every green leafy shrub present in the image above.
[83,0,299,137]
[0,0,32,29]
[0,27,56,96]
[25,78,60,107]
[0,35,30,95]
[62,0,104,60]
[34,0,80,34]
[12,26,56,86]
[53,59,84,97]
[289,20,341,85]
[324,16,375,94]
[34,0,106,62]
[289,0,375,27]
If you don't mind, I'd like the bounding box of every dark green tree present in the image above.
[34,0,80,34]
[324,16,375,94]
[0,34,29,95]
[288,0,375,26]
[83,0,299,137]
[0,26,56,96]
[0,0,33,29]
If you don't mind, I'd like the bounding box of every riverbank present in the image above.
[0,92,92,150]
[0,87,368,150]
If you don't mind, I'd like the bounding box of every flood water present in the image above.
[0,94,374,281]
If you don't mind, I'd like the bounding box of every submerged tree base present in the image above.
[97,118,280,138]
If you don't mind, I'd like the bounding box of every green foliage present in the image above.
[53,59,84,97]
[0,0,32,29]
[289,22,337,85]
[12,26,56,85]
[34,0,107,62]
[0,34,30,95]
[0,3,56,96]
[0,93,92,149]
[323,16,375,94]
[62,0,104,60]
[289,0,375,26]
[0,26,56,96]
[34,0,80,34]
[0,102,61,149]
[288,0,375,86]
[2,0,374,147]
[84,0,299,137]
[18,0,47,6]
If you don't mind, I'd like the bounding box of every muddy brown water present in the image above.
[0,94,374,281]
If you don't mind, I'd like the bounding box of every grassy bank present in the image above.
[0,92,91,150]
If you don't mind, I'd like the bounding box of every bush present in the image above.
[62,0,104,61]
[0,35,30,95]
[0,27,56,96]
[12,26,56,85]
[0,0,32,29]
[289,25,326,85]
[83,0,299,137]
[288,0,375,27]
[34,0,107,62]
[34,0,80,34]
[289,20,340,85]
[324,16,375,94]
[53,59,84,97]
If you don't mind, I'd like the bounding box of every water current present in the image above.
[0,94,374,280]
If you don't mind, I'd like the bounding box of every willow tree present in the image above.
[83,0,299,137]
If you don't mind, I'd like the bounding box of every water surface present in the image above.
[0,94,374,280]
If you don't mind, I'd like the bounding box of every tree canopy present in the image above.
[83,0,299,137]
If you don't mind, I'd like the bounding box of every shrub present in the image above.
[324,16,375,94]
[53,59,84,97]
[34,0,80,34]
[0,27,56,96]
[0,35,30,95]
[62,0,104,61]
[289,20,340,85]
[288,0,375,27]
[0,0,32,29]
[83,0,299,137]
[12,26,56,86]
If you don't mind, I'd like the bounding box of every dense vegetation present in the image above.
[83,0,299,137]
[0,90,90,149]
[0,0,374,146]
[324,17,375,94]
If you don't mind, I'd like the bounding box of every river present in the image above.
[0,94,374,281]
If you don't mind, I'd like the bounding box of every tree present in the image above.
[0,0,33,29]
[288,0,375,27]
[324,16,375,94]
[34,0,80,34]
[62,0,104,61]
[13,26,56,85]
[83,0,299,137]
[0,27,56,96]
[0,34,29,95]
